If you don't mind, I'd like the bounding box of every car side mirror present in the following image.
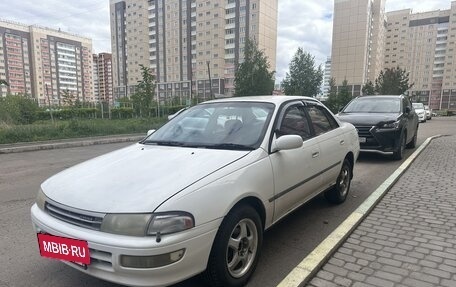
[272,135,303,152]
[405,106,411,114]
[146,129,156,136]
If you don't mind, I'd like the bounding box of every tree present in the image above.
[0,94,38,124]
[338,79,352,110]
[131,64,156,117]
[281,48,323,97]
[325,77,339,113]
[362,80,375,96]
[374,67,412,95]
[61,89,75,106]
[0,79,8,86]
[234,39,275,97]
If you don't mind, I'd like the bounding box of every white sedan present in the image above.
[31,96,360,287]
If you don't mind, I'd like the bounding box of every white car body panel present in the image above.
[41,143,250,213]
[31,96,360,287]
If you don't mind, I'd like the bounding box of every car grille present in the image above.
[355,126,374,138]
[45,202,104,231]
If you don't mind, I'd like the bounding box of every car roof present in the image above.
[203,95,320,105]
[358,95,403,98]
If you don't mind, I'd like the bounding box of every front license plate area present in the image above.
[359,137,366,143]
[37,233,90,265]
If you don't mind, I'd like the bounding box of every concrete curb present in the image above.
[0,135,145,154]
[276,135,444,287]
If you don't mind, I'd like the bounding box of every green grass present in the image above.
[0,118,167,144]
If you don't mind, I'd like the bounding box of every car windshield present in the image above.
[413,103,424,109]
[342,97,401,113]
[143,102,275,150]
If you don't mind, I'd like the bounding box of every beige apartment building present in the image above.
[0,20,33,98]
[331,0,386,97]
[110,0,277,102]
[93,53,113,104]
[0,19,94,106]
[384,3,456,110]
[332,0,456,110]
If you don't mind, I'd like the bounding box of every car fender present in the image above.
[155,149,275,230]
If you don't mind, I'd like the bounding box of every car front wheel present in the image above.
[393,131,406,160]
[203,205,263,287]
[406,126,418,149]
[325,158,352,204]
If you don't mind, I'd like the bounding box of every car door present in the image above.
[304,103,347,191]
[269,102,322,222]
[403,97,417,142]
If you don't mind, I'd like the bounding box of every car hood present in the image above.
[337,113,399,126]
[42,143,251,213]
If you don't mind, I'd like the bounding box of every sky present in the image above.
[0,0,451,82]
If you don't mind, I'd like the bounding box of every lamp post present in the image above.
[207,61,213,100]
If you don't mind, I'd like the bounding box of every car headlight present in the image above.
[379,120,400,129]
[101,214,153,236]
[147,212,194,236]
[36,188,47,210]
[100,212,194,237]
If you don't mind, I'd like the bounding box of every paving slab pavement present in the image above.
[302,135,456,287]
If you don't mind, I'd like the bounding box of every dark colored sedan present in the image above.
[337,95,419,160]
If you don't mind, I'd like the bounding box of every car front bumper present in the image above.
[417,113,426,122]
[31,204,220,287]
[356,126,402,154]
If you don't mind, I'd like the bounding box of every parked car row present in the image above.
[31,96,360,287]
[30,94,426,287]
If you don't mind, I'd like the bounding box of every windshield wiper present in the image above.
[204,143,254,150]
[144,140,185,146]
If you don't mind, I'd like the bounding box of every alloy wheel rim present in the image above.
[339,167,349,197]
[226,218,258,278]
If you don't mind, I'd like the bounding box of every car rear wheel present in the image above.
[325,159,352,204]
[393,131,406,160]
[203,205,262,287]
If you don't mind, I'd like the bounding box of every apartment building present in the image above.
[93,53,113,104]
[384,4,456,110]
[0,19,94,106]
[331,0,456,110]
[0,21,33,97]
[322,57,332,98]
[331,0,386,97]
[110,0,278,102]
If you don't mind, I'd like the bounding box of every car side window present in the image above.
[277,105,311,140]
[305,105,337,136]
[403,98,412,113]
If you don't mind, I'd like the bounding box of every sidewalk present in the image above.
[304,135,456,287]
[0,134,144,154]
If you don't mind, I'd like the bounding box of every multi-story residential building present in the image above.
[384,4,456,110]
[0,19,94,106]
[322,57,332,98]
[110,0,278,103]
[331,0,386,97]
[93,53,113,104]
[331,0,456,110]
[0,20,33,97]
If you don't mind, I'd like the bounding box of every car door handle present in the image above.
[312,152,320,158]
[340,140,345,145]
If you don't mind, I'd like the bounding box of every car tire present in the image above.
[203,205,263,287]
[406,126,418,149]
[393,131,406,160]
[324,159,352,204]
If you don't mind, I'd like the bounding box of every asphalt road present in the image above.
[1,117,456,287]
